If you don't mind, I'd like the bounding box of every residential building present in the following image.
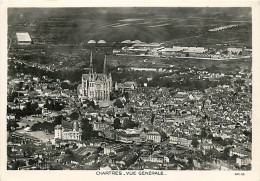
[146,131,161,143]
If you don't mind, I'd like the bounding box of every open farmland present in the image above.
[8,7,252,83]
[107,54,251,72]
[8,8,251,46]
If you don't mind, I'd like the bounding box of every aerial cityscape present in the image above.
[7,8,252,170]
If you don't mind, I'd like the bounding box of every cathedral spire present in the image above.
[90,51,93,73]
[103,54,107,75]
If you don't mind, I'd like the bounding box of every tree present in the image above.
[18,82,24,90]
[81,118,95,140]
[235,79,245,86]
[122,92,129,103]
[187,157,194,169]
[31,122,41,131]
[88,100,96,109]
[222,147,231,160]
[73,144,78,149]
[7,92,19,102]
[61,82,69,89]
[122,118,137,129]
[7,120,19,131]
[200,128,207,138]
[191,138,199,148]
[21,144,36,157]
[53,115,64,125]
[9,160,26,170]
[222,50,228,55]
[159,131,167,141]
[31,102,39,110]
[44,98,64,111]
[70,112,79,120]
[65,149,73,155]
[207,134,213,139]
[122,112,128,117]
[28,159,37,165]
[31,121,55,133]
[113,118,121,129]
[25,85,29,90]
[114,99,124,108]
[151,113,155,125]
[106,110,114,117]
[130,107,135,113]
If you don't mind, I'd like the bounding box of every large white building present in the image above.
[79,52,112,102]
[16,32,31,45]
[146,131,161,143]
[115,81,137,92]
[55,121,82,141]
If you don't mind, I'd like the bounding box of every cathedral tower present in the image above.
[80,52,112,102]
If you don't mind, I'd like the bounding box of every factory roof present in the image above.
[98,40,106,44]
[16,32,31,42]
[132,40,142,44]
[88,40,96,44]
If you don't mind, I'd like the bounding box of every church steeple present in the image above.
[103,54,107,75]
[90,51,94,74]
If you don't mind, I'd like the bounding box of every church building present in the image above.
[79,52,112,102]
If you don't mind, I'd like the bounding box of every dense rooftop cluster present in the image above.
[7,57,251,170]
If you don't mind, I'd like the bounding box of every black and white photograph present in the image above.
[2,1,259,178]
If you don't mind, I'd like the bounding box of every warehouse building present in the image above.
[16,32,31,45]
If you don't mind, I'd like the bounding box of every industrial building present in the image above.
[16,32,31,45]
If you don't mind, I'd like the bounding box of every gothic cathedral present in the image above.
[79,52,112,102]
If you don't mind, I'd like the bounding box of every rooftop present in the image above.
[16,32,31,42]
